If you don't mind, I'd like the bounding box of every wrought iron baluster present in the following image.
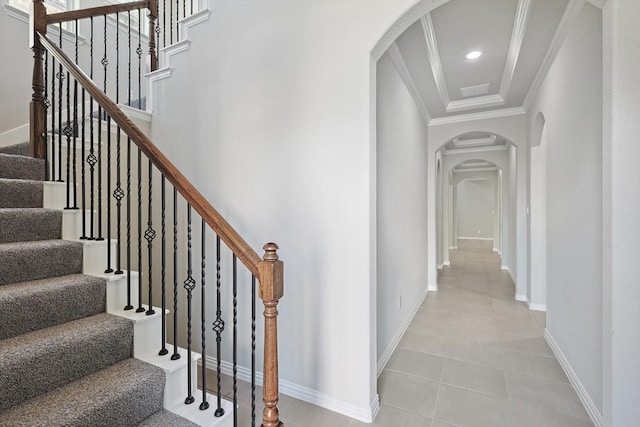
[128,11,132,107]
[65,51,71,208]
[137,9,142,108]
[171,187,180,360]
[57,26,63,182]
[100,14,109,250]
[50,54,56,182]
[200,218,209,410]
[176,0,179,40]
[145,160,156,316]
[170,0,173,45]
[125,137,133,310]
[43,52,50,181]
[214,235,225,417]
[162,0,166,49]
[233,254,238,427]
[72,21,79,210]
[114,13,124,275]
[251,274,256,427]
[184,204,195,404]
[159,175,168,355]
[88,18,96,240]
[136,147,144,313]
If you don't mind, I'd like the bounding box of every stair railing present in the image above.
[28,1,283,426]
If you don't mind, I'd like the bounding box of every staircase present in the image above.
[0,142,197,426]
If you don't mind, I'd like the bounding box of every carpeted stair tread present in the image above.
[0,208,61,243]
[0,178,43,208]
[0,312,134,412]
[136,409,199,427]
[0,153,45,180]
[0,142,30,156]
[0,358,165,427]
[0,274,106,340]
[0,239,82,285]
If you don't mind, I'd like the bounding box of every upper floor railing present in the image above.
[28,1,284,426]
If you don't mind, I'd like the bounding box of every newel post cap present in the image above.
[258,243,283,301]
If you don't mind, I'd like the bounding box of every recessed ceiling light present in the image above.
[465,50,483,60]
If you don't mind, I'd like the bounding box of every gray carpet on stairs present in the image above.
[0,142,30,156]
[0,208,61,243]
[0,274,106,340]
[0,239,83,285]
[0,178,43,208]
[0,358,166,427]
[0,313,134,412]
[0,153,45,180]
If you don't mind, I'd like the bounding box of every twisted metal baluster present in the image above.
[137,9,142,107]
[159,175,168,355]
[136,147,144,313]
[145,160,156,316]
[114,12,124,275]
[214,235,225,417]
[101,15,110,254]
[200,218,209,410]
[125,137,133,309]
[176,0,179,40]
[128,11,132,107]
[57,26,63,182]
[251,274,257,427]
[88,18,96,240]
[233,254,238,427]
[162,0,166,49]
[64,49,71,208]
[184,204,195,404]
[171,187,181,360]
[50,54,56,182]
[72,21,79,210]
[169,0,173,44]
[43,52,50,181]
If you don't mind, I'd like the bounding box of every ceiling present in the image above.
[388,0,582,127]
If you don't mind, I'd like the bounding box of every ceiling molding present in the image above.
[522,0,586,110]
[454,135,497,147]
[430,106,526,126]
[420,13,450,106]
[446,94,505,113]
[452,166,499,173]
[444,145,508,155]
[499,0,533,98]
[387,42,432,124]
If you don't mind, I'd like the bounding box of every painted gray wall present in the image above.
[527,2,603,416]
[455,177,494,239]
[376,51,429,364]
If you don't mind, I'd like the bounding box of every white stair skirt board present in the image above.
[545,330,604,427]
[377,286,430,377]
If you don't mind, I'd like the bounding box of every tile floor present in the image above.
[207,249,594,426]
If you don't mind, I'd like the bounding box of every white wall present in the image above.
[455,175,495,240]
[376,51,429,370]
[528,118,547,310]
[148,0,420,421]
[603,1,640,425]
[507,144,517,283]
[527,2,603,421]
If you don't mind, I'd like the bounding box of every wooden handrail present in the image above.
[37,32,262,276]
[46,1,150,25]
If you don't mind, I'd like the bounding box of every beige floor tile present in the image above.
[351,404,432,427]
[398,329,444,356]
[531,310,547,327]
[378,370,440,418]
[502,349,568,382]
[440,358,508,398]
[431,420,457,427]
[435,384,512,427]
[509,400,594,427]
[505,372,589,420]
[495,317,544,337]
[489,333,555,357]
[437,338,504,369]
[279,398,353,427]
[385,347,445,381]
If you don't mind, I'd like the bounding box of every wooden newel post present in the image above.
[29,0,47,159]
[259,243,284,427]
[148,0,158,72]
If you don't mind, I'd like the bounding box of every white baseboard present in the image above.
[203,357,379,423]
[377,286,429,377]
[442,261,450,267]
[428,283,438,292]
[0,123,29,147]
[528,302,547,312]
[457,237,494,241]
[449,246,458,250]
[544,330,604,427]
[515,294,527,303]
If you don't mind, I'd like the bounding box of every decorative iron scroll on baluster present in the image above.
[171,187,181,360]
[159,175,168,355]
[214,235,225,417]
[200,218,209,410]
[145,161,156,316]
[184,204,195,405]
[233,254,238,427]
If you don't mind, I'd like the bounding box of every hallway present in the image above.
[370,248,593,426]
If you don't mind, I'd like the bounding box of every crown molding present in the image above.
[444,145,508,155]
[499,0,533,98]
[523,0,586,110]
[446,94,505,113]
[430,106,526,126]
[387,42,431,125]
[420,13,450,107]
[454,135,497,147]
[453,166,499,173]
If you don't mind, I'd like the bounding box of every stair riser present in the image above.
[61,209,93,240]
[82,239,117,275]
[105,273,141,312]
